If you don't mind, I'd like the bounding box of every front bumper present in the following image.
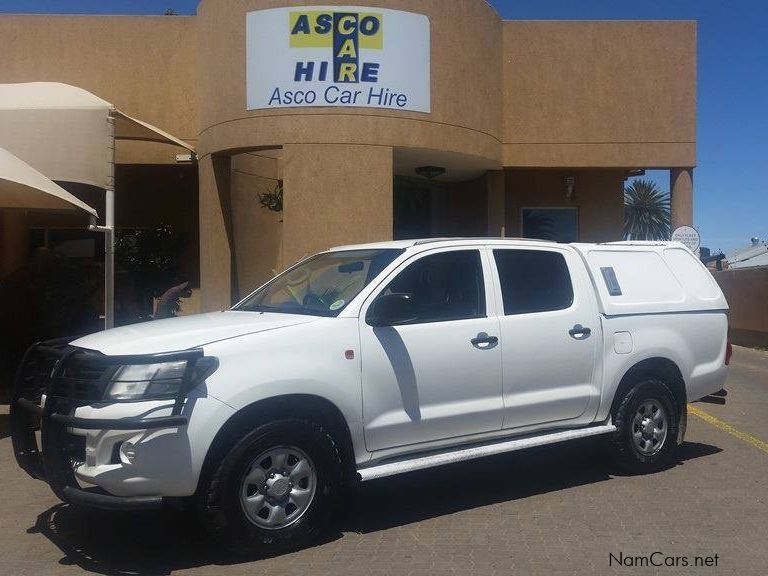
[10,340,208,511]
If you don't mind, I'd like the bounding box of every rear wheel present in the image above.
[198,419,342,556]
[611,379,680,473]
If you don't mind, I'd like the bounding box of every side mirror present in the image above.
[367,293,417,327]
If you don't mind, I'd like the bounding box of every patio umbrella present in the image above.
[0,146,97,217]
[0,82,194,328]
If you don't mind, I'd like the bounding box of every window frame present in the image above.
[232,248,405,317]
[520,206,579,244]
[362,247,492,326]
[489,246,576,317]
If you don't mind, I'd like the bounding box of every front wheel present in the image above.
[611,379,680,474]
[198,419,342,556]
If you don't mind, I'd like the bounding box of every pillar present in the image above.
[199,154,235,312]
[0,209,28,278]
[486,170,506,237]
[230,153,283,292]
[281,144,393,268]
[670,168,694,230]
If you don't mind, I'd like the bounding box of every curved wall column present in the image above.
[670,168,694,230]
[281,144,393,266]
[197,0,502,308]
[231,152,283,294]
[197,0,503,162]
[199,154,235,311]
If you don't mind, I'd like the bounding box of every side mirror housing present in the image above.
[367,293,417,327]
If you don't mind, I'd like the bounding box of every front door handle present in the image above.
[471,333,499,349]
[568,324,592,339]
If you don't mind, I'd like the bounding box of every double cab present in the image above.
[11,238,730,554]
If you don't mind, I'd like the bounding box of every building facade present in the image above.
[0,0,697,314]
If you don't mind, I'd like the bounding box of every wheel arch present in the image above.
[611,357,687,419]
[197,394,357,493]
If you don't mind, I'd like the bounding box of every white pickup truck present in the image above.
[11,238,730,554]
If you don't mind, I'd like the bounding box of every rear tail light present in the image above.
[725,339,733,366]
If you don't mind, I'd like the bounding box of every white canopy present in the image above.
[0,82,195,189]
[0,82,195,329]
[0,146,97,217]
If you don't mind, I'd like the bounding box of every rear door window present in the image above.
[493,249,574,315]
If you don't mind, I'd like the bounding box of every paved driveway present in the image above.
[1,347,766,576]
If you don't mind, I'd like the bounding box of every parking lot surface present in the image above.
[0,346,766,576]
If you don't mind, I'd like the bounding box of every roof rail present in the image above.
[597,240,680,246]
[412,237,557,246]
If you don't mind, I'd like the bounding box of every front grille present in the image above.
[16,346,63,405]
[50,377,107,402]
[51,355,113,403]
[15,345,113,405]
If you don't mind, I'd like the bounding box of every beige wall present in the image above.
[0,6,698,311]
[199,154,234,312]
[231,152,283,296]
[281,144,394,266]
[504,170,626,242]
[0,15,199,164]
[502,21,696,168]
[0,9,697,171]
[714,267,768,348]
[197,0,503,164]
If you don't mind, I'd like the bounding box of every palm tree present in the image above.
[624,179,671,241]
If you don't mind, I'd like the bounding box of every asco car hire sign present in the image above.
[246,6,431,112]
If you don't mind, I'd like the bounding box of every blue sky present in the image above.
[2,1,766,252]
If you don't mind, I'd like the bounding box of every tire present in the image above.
[198,419,342,556]
[610,378,680,474]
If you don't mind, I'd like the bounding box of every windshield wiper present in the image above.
[239,304,282,313]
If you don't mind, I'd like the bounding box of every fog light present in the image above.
[119,442,137,465]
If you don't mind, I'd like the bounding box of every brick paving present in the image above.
[0,346,766,576]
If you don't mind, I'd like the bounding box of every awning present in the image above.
[114,111,195,151]
[0,82,195,330]
[0,146,97,217]
[0,82,195,189]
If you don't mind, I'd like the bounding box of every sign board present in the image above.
[246,6,431,112]
[672,226,701,253]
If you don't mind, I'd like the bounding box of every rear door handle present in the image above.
[471,333,499,349]
[568,324,592,339]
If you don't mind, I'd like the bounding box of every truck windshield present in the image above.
[234,249,404,317]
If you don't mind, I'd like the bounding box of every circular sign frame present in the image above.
[671,226,701,253]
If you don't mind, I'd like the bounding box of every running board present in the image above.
[358,423,616,481]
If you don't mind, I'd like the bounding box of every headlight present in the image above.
[105,361,188,400]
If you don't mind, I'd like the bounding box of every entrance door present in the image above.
[359,248,504,452]
[393,177,434,240]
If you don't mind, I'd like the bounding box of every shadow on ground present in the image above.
[29,439,721,576]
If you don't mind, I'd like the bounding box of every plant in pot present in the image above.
[258,181,284,214]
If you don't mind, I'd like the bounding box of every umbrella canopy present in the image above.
[0,146,97,217]
[0,82,194,329]
[0,82,195,189]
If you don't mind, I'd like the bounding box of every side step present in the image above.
[358,423,616,481]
